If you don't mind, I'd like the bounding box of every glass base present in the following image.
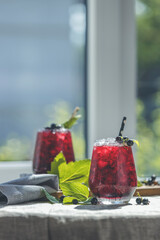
[98,197,129,205]
[95,186,137,205]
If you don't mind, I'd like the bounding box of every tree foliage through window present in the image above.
[136,0,160,176]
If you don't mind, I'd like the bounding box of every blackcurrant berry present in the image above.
[50,123,62,129]
[127,140,134,146]
[116,136,123,143]
[147,180,152,186]
[50,123,57,129]
[151,174,156,182]
[59,195,65,203]
[91,197,98,205]
[72,199,78,204]
[142,198,149,205]
[136,197,142,205]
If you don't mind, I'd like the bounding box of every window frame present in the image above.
[87,0,136,156]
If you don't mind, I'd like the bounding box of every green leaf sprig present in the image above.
[47,152,66,177]
[62,107,81,129]
[42,189,59,203]
[47,152,91,204]
[137,180,143,187]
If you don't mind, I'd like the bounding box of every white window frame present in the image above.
[87,0,136,156]
[0,161,32,183]
[0,0,136,182]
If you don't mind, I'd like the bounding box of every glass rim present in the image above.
[94,138,123,147]
[40,127,71,133]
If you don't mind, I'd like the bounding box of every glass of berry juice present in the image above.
[33,125,75,174]
[89,138,137,204]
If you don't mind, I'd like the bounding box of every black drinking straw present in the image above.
[118,117,127,136]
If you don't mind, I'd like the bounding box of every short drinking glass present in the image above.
[89,138,137,204]
[33,127,75,174]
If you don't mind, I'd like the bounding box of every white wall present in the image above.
[87,0,136,157]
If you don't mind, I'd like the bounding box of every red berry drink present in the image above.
[89,138,137,204]
[33,127,75,173]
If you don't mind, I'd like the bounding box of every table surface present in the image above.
[0,196,159,240]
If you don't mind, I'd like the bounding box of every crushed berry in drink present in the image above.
[89,140,137,203]
[33,128,75,173]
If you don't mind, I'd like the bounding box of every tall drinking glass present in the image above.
[89,138,137,204]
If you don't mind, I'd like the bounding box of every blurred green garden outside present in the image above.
[136,0,160,176]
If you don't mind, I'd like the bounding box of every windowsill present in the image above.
[0,161,32,183]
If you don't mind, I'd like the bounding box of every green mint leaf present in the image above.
[42,189,59,203]
[137,180,143,187]
[47,152,66,177]
[63,196,79,204]
[82,197,93,204]
[58,160,91,185]
[60,182,89,201]
[62,115,81,129]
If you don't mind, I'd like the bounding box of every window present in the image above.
[136,0,160,176]
[0,0,87,163]
[0,0,138,182]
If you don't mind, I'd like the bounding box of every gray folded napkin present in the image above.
[0,174,59,205]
